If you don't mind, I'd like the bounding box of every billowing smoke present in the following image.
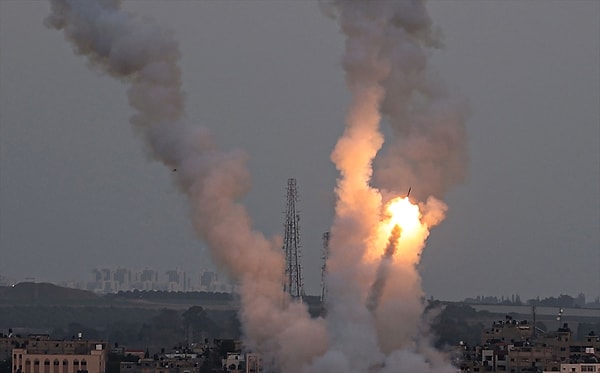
[375,5,469,202]
[311,0,467,372]
[46,0,466,371]
[45,1,326,371]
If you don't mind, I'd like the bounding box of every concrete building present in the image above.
[165,270,190,292]
[507,345,555,372]
[62,267,242,294]
[462,319,600,373]
[82,268,234,293]
[245,353,262,373]
[557,363,600,372]
[120,357,200,373]
[222,352,244,373]
[87,268,164,293]
[482,316,532,345]
[1,332,28,361]
[10,335,107,373]
[88,268,134,293]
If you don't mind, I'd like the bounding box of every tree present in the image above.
[136,309,184,350]
[182,306,218,343]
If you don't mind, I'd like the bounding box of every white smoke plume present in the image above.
[45,1,327,371]
[311,0,467,372]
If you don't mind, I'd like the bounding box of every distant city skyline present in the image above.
[1,1,598,302]
[0,266,235,293]
[2,269,599,307]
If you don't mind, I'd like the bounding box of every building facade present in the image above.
[9,336,107,373]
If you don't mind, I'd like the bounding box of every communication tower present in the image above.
[282,178,303,299]
[320,231,330,303]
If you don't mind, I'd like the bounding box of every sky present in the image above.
[0,0,598,302]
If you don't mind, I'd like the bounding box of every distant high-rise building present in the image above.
[166,269,190,292]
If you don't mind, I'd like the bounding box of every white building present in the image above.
[556,363,600,372]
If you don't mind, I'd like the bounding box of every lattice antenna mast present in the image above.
[282,178,303,299]
[320,231,330,303]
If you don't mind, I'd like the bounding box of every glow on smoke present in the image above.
[370,196,428,262]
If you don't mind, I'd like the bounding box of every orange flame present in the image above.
[384,196,421,236]
[366,196,429,263]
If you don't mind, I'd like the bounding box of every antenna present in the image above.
[320,232,330,303]
[282,178,303,299]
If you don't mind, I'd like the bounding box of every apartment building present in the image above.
[8,335,107,373]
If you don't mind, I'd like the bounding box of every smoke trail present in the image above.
[311,0,392,370]
[45,1,327,371]
[366,225,401,312]
[374,6,469,202]
[312,0,466,371]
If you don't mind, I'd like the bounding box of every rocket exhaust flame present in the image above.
[47,0,466,371]
[384,196,422,238]
[313,0,466,371]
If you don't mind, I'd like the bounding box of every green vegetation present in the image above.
[0,306,158,329]
[428,301,487,348]
[1,283,597,353]
[0,306,240,350]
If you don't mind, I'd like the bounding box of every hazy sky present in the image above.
[0,1,598,302]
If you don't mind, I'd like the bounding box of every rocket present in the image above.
[406,187,411,198]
